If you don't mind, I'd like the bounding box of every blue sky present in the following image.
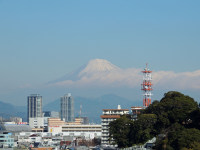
[0,1,200,105]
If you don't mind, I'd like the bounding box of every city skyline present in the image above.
[0,1,200,105]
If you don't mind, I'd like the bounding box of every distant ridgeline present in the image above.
[43,94,138,123]
[0,94,139,123]
[0,101,26,120]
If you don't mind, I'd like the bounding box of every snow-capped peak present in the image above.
[48,59,121,83]
[79,59,120,75]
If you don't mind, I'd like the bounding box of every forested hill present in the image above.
[109,91,200,149]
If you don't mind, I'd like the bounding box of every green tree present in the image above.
[109,91,200,149]
[164,126,200,150]
[109,115,134,148]
[177,128,200,149]
[130,114,157,144]
[188,108,200,129]
[144,91,198,133]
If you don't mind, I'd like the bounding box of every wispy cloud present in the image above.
[48,68,200,90]
[154,70,200,89]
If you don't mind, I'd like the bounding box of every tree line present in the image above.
[109,91,200,150]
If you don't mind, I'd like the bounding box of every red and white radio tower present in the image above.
[141,64,153,107]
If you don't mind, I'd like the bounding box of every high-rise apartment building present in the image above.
[27,94,42,123]
[101,105,129,145]
[61,93,74,122]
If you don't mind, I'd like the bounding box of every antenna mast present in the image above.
[141,63,153,107]
[79,105,82,118]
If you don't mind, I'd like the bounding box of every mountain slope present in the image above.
[0,101,26,120]
[0,94,141,123]
[48,59,121,84]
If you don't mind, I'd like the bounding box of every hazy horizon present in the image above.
[0,1,200,106]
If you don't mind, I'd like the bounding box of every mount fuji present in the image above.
[49,59,120,82]
[48,59,141,88]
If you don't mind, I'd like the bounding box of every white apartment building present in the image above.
[100,105,129,145]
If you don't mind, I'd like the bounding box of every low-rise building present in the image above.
[29,117,44,132]
[48,118,65,126]
[48,124,101,139]
[66,117,84,125]
[0,133,14,148]
[0,123,31,133]
[43,111,60,127]
[29,117,44,129]
[10,117,23,124]
[131,106,145,120]
[62,124,101,139]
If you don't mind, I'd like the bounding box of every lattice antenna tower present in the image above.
[141,63,153,107]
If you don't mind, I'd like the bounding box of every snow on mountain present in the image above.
[48,58,141,88]
[78,59,121,78]
[79,59,120,74]
[49,59,123,84]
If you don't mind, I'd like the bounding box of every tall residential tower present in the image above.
[27,94,42,122]
[61,93,74,122]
